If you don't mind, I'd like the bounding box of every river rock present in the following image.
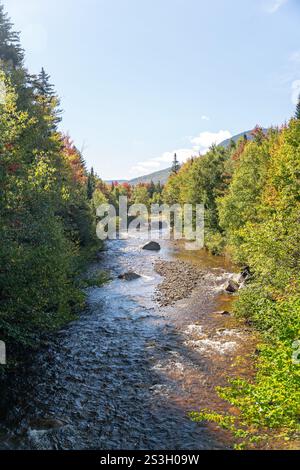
[118,272,141,281]
[29,417,66,431]
[214,310,231,316]
[225,280,239,293]
[142,241,161,251]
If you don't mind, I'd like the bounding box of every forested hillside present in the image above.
[0,5,99,356]
[162,125,300,446]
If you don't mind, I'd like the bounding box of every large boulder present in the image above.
[225,280,239,293]
[118,272,141,281]
[142,241,161,251]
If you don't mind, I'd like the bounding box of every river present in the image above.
[0,233,256,450]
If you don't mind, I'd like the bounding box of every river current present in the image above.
[0,233,255,450]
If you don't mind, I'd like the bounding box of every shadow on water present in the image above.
[0,236,242,450]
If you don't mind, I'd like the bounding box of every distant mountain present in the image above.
[219,128,268,148]
[114,128,268,186]
[129,167,172,185]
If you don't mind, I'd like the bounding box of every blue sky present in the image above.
[3,0,300,180]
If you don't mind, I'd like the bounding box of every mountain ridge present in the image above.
[107,129,267,185]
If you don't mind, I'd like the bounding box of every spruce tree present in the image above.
[295,94,300,120]
[33,68,62,129]
[0,4,24,68]
[148,180,156,198]
[87,167,96,200]
[35,67,55,97]
[172,153,180,174]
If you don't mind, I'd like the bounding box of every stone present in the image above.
[214,310,231,316]
[142,241,161,251]
[118,272,141,281]
[225,280,239,293]
[29,417,66,431]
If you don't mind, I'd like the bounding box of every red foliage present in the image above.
[231,140,247,161]
[7,163,20,174]
[62,134,87,186]
[121,182,131,190]
[5,143,14,151]
[250,125,266,143]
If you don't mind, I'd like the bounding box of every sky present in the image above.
[2,0,300,180]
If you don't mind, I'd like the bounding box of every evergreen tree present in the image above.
[172,153,180,174]
[148,180,156,198]
[295,94,300,120]
[87,167,96,200]
[35,67,55,97]
[32,67,62,130]
[0,4,24,69]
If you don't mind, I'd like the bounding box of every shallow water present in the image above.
[0,234,255,450]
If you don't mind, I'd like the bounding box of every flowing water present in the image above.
[0,234,256,450]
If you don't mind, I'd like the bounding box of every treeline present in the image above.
[89,178,164,211]
[162,125,300,446]
[0,4,99,354]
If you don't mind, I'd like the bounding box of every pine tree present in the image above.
[148,180,156,198]
[0,4,24,68]
[295,94,300,120]
[87,167,96,200]
[172,153,180,174]
[32,68,62,129]
[34,68,55,97]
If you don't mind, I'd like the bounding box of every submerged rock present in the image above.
[225,280,239,293]
[118,272,141,281]
[29,417,66,431]
[142,241,161,251]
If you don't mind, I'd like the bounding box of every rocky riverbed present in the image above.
[155,260,205,306]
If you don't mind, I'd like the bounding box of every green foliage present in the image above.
[0,4,24,69]
[80,270,111,288]
[295,94,300,120]
[87,167,96,200]
[132,184,150,207]
[0,6,99,353]
[161,122,300,447]
[163,146,231,241]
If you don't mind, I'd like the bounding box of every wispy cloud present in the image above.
[129,130,232,177]
[191,130,232,154]
[264,0,288,14]
[201,115,210,121]
[130,149,194,177]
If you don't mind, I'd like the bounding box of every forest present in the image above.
[0,1,299,450]
[0,4,99,354]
